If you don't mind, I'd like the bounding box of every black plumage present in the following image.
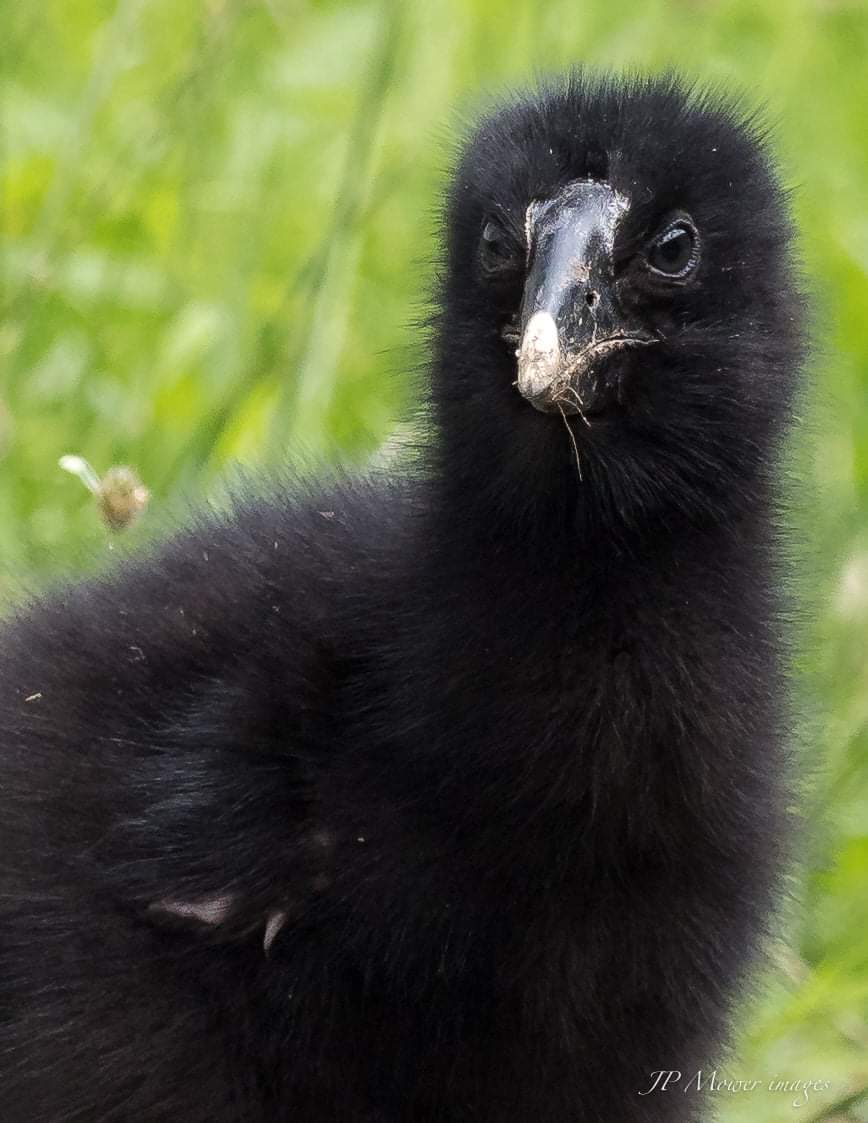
[0,73,805,1122]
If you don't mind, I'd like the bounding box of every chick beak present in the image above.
[516,180,650,415]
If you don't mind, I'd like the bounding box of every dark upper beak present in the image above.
[516,180,652,414]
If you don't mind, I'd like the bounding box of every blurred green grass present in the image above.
[2,1,867,1118]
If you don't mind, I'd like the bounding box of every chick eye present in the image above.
[479,218,520,276]
[647,219,699,278]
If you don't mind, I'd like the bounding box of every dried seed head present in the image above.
[97,466,150,531]
[60,456,150,532]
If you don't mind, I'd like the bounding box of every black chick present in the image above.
[0,73,804,1123]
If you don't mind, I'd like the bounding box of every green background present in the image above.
[2,1,867,1118]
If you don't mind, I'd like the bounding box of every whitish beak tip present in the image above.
[517,311,561,399]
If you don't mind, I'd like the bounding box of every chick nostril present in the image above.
[586,290,599,309]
